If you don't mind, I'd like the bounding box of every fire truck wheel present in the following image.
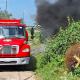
[21,56,37,71]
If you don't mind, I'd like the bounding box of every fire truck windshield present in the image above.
[0,26,25,38]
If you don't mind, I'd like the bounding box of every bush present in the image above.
[38,21,80,67]
[36,21,80,80]
[73,67,80,77]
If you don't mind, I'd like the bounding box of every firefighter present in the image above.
[31,27,34,39]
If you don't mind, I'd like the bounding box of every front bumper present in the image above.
[0,57,30,65]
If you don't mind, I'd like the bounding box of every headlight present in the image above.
[22,48,30,52]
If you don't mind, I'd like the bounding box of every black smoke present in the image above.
[36,0,80,38]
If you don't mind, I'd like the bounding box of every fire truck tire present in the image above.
[21,56,36,71]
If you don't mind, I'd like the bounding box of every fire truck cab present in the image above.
[0,19,30,65]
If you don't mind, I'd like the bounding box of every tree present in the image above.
[0,10,12,19]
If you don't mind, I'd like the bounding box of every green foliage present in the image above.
[40,21,80,67]
[36,54,44,69]
[73,67,80,77]
[36,20,80,80]
[36,54,79,80]
[0,10,12,19]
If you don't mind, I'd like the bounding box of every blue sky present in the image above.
[0,0,37,26]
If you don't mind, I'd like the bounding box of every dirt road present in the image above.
[0,66,36,80]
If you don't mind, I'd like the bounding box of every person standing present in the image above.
[31,27,34,39]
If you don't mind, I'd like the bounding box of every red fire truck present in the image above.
[0,19,30,65]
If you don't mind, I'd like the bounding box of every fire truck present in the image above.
[0,19,30,65]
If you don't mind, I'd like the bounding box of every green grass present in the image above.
[36,54,80,80]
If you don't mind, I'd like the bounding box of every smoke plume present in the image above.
[36,0,80,38]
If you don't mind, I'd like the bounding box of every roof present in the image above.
[0,19,26,27]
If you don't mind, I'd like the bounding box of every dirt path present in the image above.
[0,66,36,80]
[0,71,35,80]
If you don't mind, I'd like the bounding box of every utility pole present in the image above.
[6,0,7,11]
[23,11,24,21]
[20,11,25,23]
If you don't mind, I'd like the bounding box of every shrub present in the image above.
[38,21,80,68]
[36,21,80,80]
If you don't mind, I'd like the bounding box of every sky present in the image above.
[0,0,37,26]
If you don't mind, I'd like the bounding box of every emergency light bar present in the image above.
[0,20,20,24]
